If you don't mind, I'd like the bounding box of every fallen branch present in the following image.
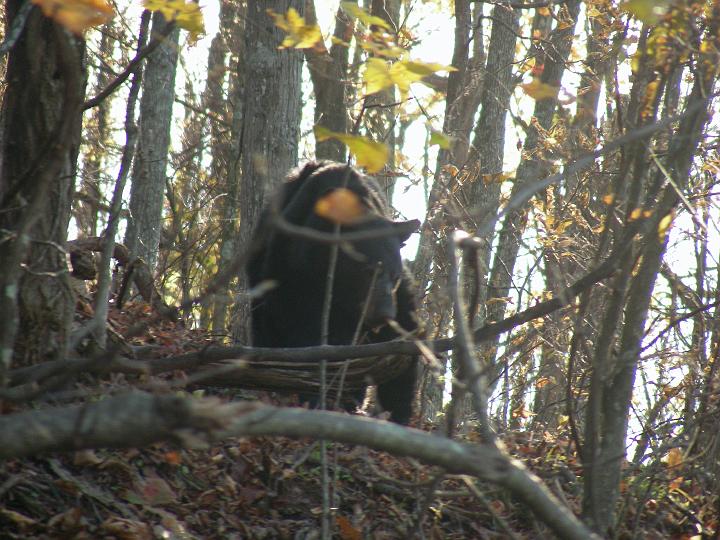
[7,252,620,396]
[68,237,177,320]
[0,392,599,540]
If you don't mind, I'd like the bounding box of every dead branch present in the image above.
[7,250,621,398]
[68,237,177,320]
[0,392,599,540]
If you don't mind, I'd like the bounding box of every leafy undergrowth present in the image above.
[0,302,713,538]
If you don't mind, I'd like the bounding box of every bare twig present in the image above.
[80,11,151,349]
[83,18,177,110]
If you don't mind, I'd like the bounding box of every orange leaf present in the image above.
[668,476,684,491]
[163,451,182,465]
[32,0,113,34]
[336,515,362,540]
[314,188,366,224]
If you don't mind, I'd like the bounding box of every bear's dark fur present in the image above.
[247,161,420,424]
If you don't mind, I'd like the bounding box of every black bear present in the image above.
[247,161,420,424]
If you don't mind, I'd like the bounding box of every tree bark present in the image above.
[305,0,351,162]
[0,2,86,373]
[231,0,304,342]
[581,13,717,528]
[481,2,581,386]
[124,11,180,271]
[211,2,244,333]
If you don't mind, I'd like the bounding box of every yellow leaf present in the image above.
[665,447,683,468]
[314,188,366,225]
[429,131,451,149]
[602,193,615,205]
[33,0,113,34]
[658,211,674,241]
[622,0,670,25]
[363,58,394,95]
[330,36,350,47]
[385,61,417,97]
[340,2,390,29]
[267,8,322,49]
[174,2,204,42]
[628,208,643,221]
[144,0,173,20]
[314,126,389,173]
[482,172,513,185]
[391,60,456,98]
[556,219,574,234]
[145,0,205,41]
[314,125,336,142]
[403,60,457,77]
[640,79,660,119]
[520,78,560,101]
[364,58,456,98]
[342,136,389,174]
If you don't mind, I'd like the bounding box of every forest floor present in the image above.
[0,301,711,539]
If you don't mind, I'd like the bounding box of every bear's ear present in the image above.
[392,219,420,243]
[287,160,330,184]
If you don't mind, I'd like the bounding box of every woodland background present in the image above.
[0,0,719,538]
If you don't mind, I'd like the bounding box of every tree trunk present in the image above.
[366,0,400,200]
[305,0,352,163]
[481,2,581,390]
[209,1,243,333]
[124,11,179,271]
[0,2,86,373]
[75,23,114,238]
[582,21,717,529]
[231,0,304,342]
